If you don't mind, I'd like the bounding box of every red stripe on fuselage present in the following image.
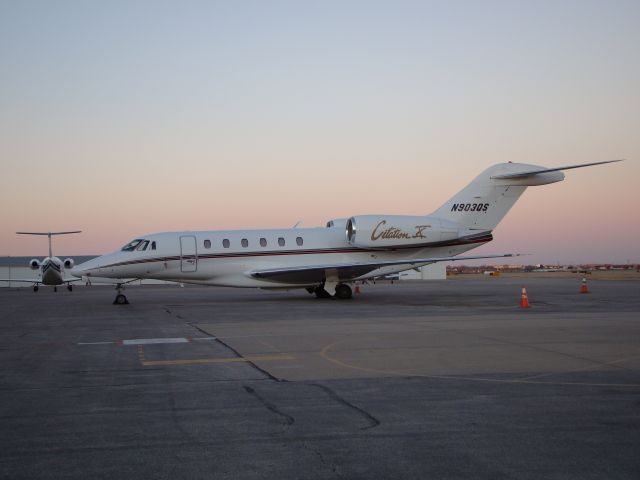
[98,234,493,269]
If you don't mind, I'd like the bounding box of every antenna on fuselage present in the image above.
[16,231,82,258]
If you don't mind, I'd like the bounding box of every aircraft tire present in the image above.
[54,286,57,293]
[33,285,39,292]
[113,294,129,305]
[335,284,353,300]
[67,284,73,292]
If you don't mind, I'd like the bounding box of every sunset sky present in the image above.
[1,1,638,264]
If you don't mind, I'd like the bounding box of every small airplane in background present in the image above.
[71,160,622,305]
[1,231,82,292]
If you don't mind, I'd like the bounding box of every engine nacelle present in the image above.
[345,215,460,249]
[63,258,75,269]
[29,259,41,270]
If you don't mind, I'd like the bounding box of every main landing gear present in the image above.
[335,283,353,300]
[313,286,333,298]
[32,284,73,292]
[113,283,129,305]
[312,283,353,300]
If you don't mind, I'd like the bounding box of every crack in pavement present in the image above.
[244,385,295,426]
[311,383,380,430]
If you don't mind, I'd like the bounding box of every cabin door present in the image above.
[179,235,198,272]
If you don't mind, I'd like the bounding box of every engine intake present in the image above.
[29,259,40,270]
[63,258,74,269]
[346,215,460,249]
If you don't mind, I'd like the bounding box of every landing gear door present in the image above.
[180,235,198,272]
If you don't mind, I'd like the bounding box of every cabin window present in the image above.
[278,237,285,247]
[121,239,143,251]
[259,238,267,247]
[136,240,149,251]
[241,238,249,248]
[204,239,211,249]
[296,236,303,246]
[223,239,230,248]
[151,241,156,250]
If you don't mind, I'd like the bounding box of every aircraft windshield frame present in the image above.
[121,239,144,251]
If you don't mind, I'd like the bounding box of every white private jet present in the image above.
[2,231,82,292]
[71,160,621,304]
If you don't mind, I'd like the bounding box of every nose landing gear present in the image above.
[113,283,129,305]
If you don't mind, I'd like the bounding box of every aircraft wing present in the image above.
[0,278,82,284]
[63,277,83,283]
[249,253,520,284]
[0,278,40,283]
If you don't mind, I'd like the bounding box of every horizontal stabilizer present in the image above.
[16,231,82,235]
[490,159,622,180]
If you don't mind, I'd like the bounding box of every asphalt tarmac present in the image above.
[1,277,639,479]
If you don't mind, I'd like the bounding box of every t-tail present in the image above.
[432,160,622,232]
[16,231,82,258]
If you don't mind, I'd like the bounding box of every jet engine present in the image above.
[29,259,40,269]
[63,258,74,269]
[345,215,460,249]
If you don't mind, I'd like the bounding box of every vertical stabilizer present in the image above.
[432,163,564,231]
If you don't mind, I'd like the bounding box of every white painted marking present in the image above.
[122,338,189,346]
[78,337,216,346]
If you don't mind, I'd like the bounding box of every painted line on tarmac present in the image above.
[140,354,294,367]
[515,354,640,381]
[319,339,640,389]
[77,336,217,346]
[123,337,189,345]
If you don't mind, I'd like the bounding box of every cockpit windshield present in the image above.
[121,239,143,251]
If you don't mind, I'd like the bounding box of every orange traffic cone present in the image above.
[580,277,589,294]
[520,287,530,308]
[355,285,361,294]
